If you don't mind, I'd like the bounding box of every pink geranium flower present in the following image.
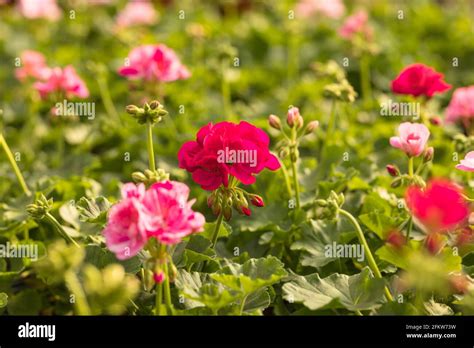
[296,0,345,19]
[104,183,148,260]
[140,181,205,244]
[456,151,474,172]
[446,86,474,123]
[118,44,190,82]
[103,182,205,259]
[15,50,51,81]
[338,10,372,40]
[178,121,281,191]
[34,66,89,99]
[406,179,469,233]
[391,63,451,98]
[390,122,430,157]
[115,0,158,28]
[17,0,61,20]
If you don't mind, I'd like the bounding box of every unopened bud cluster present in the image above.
[269,106,319,163]
[208,186,264,221]
[314,191,345,220]
[26,194,53,219]
[387,147,433,188]
[132,169,170,186]
[126,100,168,125]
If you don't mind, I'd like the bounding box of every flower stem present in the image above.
[210,212,224,248]
[338,209,394,302]
[155,280,163,316]
[406,216,413,240]
[408,156,414,177]
[0,133,31,196]
[163,262,172,314]
[290,157,300,209]
[280,160,293,199]
[146,120,156,171]
[45,212,80,247]
[64,271,91,315]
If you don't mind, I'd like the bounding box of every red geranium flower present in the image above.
[391,63,451,98]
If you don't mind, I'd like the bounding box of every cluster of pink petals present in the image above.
[296,0,345,19]
[391,63,451,98]
[406,179,469,234]
[445,86,474,123]
[118,44,190,82]
[115,0,158,28]
[17,0,62,21]
[104,181,205,260]
[456,151,474,172]
[178,121,281,191]
[390,122,430,157]
[15,50,50,82]
[338,10,372,40]
[34,66,89,99]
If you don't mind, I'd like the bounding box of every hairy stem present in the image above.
[146,121,156,171]
[0,133,31,196]
[45,212,80,247]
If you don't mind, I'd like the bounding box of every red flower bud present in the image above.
[153,271,165,284]
[430,117,442,126]
[268,114,281,130]
[386,230,406,249]
[250,195,264,207]
[386,164,399,177]
[424,232,446,255]
[242,207,252,216]
[287,106,300,128]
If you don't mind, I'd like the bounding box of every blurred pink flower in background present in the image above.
[17,0,62,20]
[115,0,158,28]
[34,66,89,99]
[338,10,372,40]
[456,151,474,172]
[446,86,474,123]
[390,122,430,157]
[296,0,345,19]
[119,44,191,82]
[15,50,51,81]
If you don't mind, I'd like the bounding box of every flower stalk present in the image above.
[0,133,31,196]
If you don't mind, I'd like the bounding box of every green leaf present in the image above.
[243,288,271,314]
[76,196,111,225]
[424,299,454,316]
[175,270,239,311]
[290,219,341,268]
[7,289,42,315]
[282,268,386,311]
[211,256,287,294]
[359,212,397,240]
[0,292,7,308]
[84,245,143,274]
[376,302,420,315]
[201,221,232,241]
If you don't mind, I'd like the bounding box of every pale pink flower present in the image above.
[17,0,61,20]
[115,0,158,28]
[104,183,148,260]
[296,0,345,19]
[446,86,474,123]
[456,151,474,172]
[140,181,205,245]
[118,44,190,82]
[34,66,89,99]
[15,50,51,81]
[390,122,430,157]
[338,10,372,40]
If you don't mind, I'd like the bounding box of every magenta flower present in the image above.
[390,122,430,157]
[115,0,158,28]
[17,0,61,20]
[34,66,89,99]
[446,86,474,123]
[104,183,148,260]
[103,182,205,260]
[296,0,345,19]
[118,44,190,82]
[178,121,281,191]
[456,152,474,172]
[15,50,51,82]
[338,10,372,40]
[391,63,451,98]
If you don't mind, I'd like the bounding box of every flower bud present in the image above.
[149,100,161,110]
[304,120,319,135]
[386,230,406,249]
[314,199,328,207]
[126,104,141,115]
[279,148,289,159]
[268,115,281,130]
[249,194,264,207]
[386,164,400,177]
[391,177,403,188]
[423,147,434,163]
[424,232,446,255]
[430,117,442,126]
[207,193,216,208]
[132,171,147,183]
[242,207,251,216]
[153,271,165,284]
[287,106,300,128]
[223,205,232,221]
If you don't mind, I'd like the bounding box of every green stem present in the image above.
[45,212,80,247]
[155,280,163,316]
[210,212,224,248]
[239,294,249,316]
[360,54,372,107]
[0,133,31,196]
[406,217,413,240]
[408,156,414,177]
[65,271,91,315]
[280,160,293,199]
[355,309,363,316]
[290,157,300,209]
[317,100,337,181]
[338,209,393,302]
[163,262,172,315]
[97,70,121,125]
[146,121,156,171]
